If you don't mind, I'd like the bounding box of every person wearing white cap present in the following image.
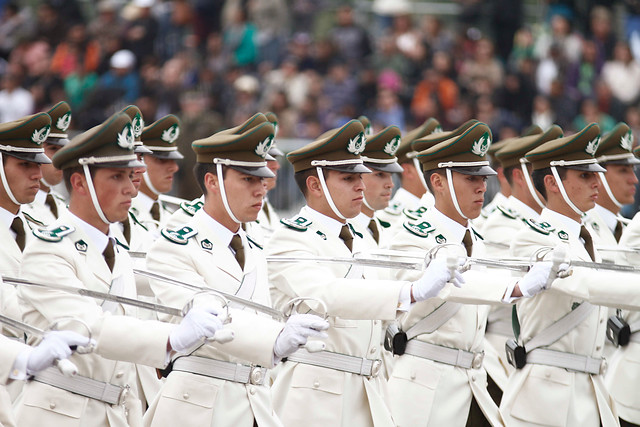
[98,50,140,104]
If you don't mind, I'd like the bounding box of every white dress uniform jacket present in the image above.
[143,209,285,427]
[268,206,409,427]
[15,211,173,427]
[21,189,67,227]
[130,192,171,237]
[377,187,430,230]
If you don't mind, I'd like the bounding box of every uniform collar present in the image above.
[34,189,48,205]
[354,211,373,229]
[67,211,113,253]
[394,187,421,207]
[593,203,618,233]
[134,191,156,214]
[195,209,236,247]
[508,195,541,221]
[431,207,470,243]
[301,205,344,237]
[0,206,23,232]
[541,208,582,237]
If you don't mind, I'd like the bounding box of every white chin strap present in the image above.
[551,166,584,216]
[216,164,241,224]
[0,153,21,206]
[82,164,112,224]
[446,168,467,220]
[520,161,546,210]
[598,171,622,209]
[413,157,429,191]
[143,171,160,196]
[316,167,347,220]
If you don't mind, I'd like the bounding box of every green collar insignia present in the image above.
[161,226,197,245]
[33,225,74,242]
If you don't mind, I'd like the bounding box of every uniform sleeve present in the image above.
[0,336,28,384]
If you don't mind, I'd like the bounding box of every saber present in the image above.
[266,255,425,270]
[596,245,640,255]
[0,313,83,377]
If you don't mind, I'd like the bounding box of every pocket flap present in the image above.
[162,372,218,408]
[290,364,344,395]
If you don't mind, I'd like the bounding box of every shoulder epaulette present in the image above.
[280,216,312,231]
[179,199,204,217]
[383,202,403,216]
[523,218,555,235]
[378,219,391,229]
[128,210,148,232]
[402,206,428,221]
[496,205,518,220]
[23,212,45,229]
[161,226,198,245]
[403,220,435,238]
[246,234,263,250]
[32,225,75,242]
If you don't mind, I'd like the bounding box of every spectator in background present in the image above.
[458,37,504,95]
[34,1,68,47]
[373,87,405,130]
[321,60,358,126]
[329,6,372,70]
[602,41,640,121]
[88,0,124,57]
[489,0,523,62]
[589,6,617,63]
[534,12,582,63]
[531,94,555,130]
[261,55,310,110]
[371,35,410,77]
[573,97,616,133]
[508,26,536,71]
[536,42,567,96]
[50,23,100,79]
[155,0,194,62]
[420,15,454,53]
[0,71,33,121]
[410,50,459,125]
[548,78,578,130]
[0,2,34,60]
[93,49,140,107]
[122,0,159,67]
[223,7,258,69]
[566,38,603,102]
[248,0,290,66]
[495,70,536,125]
[228,74,261,125]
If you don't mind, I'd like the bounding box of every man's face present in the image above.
[144,155,179,194]
[450,172,487,219]
[1,155,42,206]
[131,153,147,195]
[600,164,638,205]
[362,170,393,211]
[41,143,63,186]
[264,159,280,192]
[222,168,266,223]
[324,170,365,219]
[93,167,136,222]
[561,169,600,212]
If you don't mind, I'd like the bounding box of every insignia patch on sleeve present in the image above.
[496,205,518,220]
[383,202,403,216]
[280,216,312,231]
[402,206,428,221]
[32,225,75,242]
[179,199,204,217]
[403,220,435,238]
[161,226,198,245]
[523,219,555,235]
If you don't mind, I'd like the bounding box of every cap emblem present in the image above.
[364,123,373,136]
[585,136,600,156]
[31,125,51,145]
[117,123,135,149]
[471,132,491,157]
[132,113,144,138]
[56,112,72,132]
[347,132,365,155]
[383,136,400,156]
[620,130,634,152]
[254,135,274,157]
[432,125,443,134]
[161,124,180,144]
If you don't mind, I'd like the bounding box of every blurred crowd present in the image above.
[2,0,640,201]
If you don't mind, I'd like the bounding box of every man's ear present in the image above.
[204,172,219,194]
[430,172,445,195]
[70,171,87,195]
[543,173,559,194]
[306,175,323,198]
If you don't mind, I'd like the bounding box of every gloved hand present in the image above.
[26,330,93,375]
[170,307,223,353]
[518,261,559,297]
[273,314,329,360]
[412,257,465,302]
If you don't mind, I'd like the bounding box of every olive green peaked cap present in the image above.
[487,124,544,163]
[192,121,275,178]
[594,122,640,165]
[495,125,564,168]
[417,122,497,176]
[264,112,284,157]
[412,119,479,154]
[141,114,184,160]
[45,101,72,146]
[358,115,373,136]
[396,118,442,164]
[362,126,403,173]
[0,113,52,164]
[525,123,606,172]
[53,112,144,170]
[120,105,152,154]
[287,120,371,174]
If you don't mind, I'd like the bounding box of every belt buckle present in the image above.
[599,358,608,375]
[472,351,484,370]
[369,360,382,378]
[117,384,130,406]
[250,366,264,385]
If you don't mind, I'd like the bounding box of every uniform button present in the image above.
[596,345,601,351]
[250,387,256,395]
[49,402,56,409]
[115,371,124,379]
[410,373,416,380]
[478,324,482,330]
[370,347,377,354]
[313,380,320,389]
[471,375,476,382]
[600,317,604,324]
[373,320,379,325]
[545,371,551,378]
[183,393,189,400]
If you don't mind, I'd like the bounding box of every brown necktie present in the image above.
[579,226,595,261]
[368,219,380,244]
[150,201,161,222]
[339,224,353,252]
[45,193,58,218]
[103,240,115,272]
[614,220,623,243]
[121,219,131,245]
[462,229,473,257]
[10,216,25,252]
[230,234,245,269]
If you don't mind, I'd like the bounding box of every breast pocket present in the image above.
[19,382,87,426]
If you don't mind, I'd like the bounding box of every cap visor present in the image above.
[45,137,69,147]
[97,159,146,168]
[148,150,184,160]
[268,146,284,157]
[453,165,497,176]
[135,145,153,154]
[325,163,372,173]
[3,151,52,164]
[565,163,607,173]
[265,153,276,161]
[229,165,275,178]
[602,157,640,166]
[364,162,404,173]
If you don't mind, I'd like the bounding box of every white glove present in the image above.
[518,261,560,297]
[412,258,465,302]
[26,331,92,375]
[273,314,329,360]
[170,307,223,353]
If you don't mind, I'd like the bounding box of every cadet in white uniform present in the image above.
[15,112,225,427]
[143,119,329,427]
[268,119,472,427]
[256,112,285,242]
